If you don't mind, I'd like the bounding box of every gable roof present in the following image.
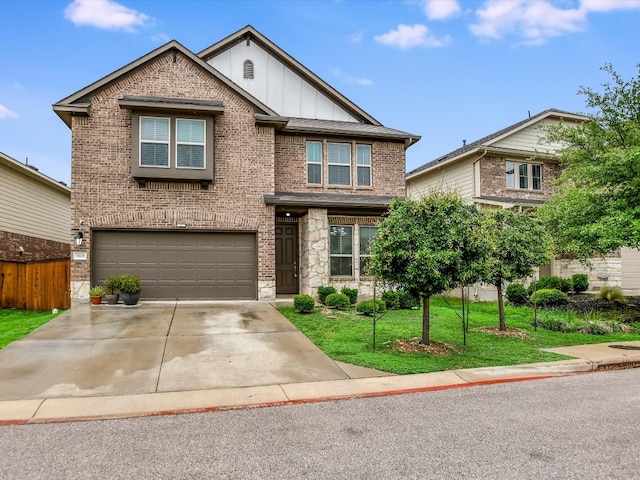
[406,108,587,180]
[198,25,382,126]
[53,40,278,128]
[0,151,70,194]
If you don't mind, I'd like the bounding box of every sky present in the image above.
[1,0,640,186]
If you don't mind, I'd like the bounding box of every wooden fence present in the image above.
[0,259,71,311]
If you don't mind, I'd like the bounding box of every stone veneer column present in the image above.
[300,208,329,296]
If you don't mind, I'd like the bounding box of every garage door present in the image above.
[621,247,640,290]
[92,231,257,300]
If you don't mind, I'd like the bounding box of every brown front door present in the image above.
[275,223,298,294]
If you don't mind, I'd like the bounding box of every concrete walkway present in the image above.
[1,301,640,424]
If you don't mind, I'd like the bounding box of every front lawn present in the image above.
[279,296,640,374]
[0,309,61,349]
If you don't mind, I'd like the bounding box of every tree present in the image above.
[481,209,550,331]
[368,192,489,344]
[539,63,640,260]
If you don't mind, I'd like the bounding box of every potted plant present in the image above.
[103,276,121,305]
[118,274,141,305]
[89,285,106,305]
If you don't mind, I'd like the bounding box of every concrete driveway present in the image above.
[0,301,376,401]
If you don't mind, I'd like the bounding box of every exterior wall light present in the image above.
[75,231,83,246]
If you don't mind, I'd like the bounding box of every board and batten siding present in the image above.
[492,119,579,155]
[208,41,358,122]
[0,161,70,244]
[407,156,475,202]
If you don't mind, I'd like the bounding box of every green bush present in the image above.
[529,276,572,294]
[506,283,528,305]
[381,291,400,310]
[398,290,420,309]
[355,299,386,316]
[571,274,590,293]
[381,290,419,310]
[529,288,569,307]
[325,293,350,310]
[89,285,106,297]
[103,276,121,294]
[341,287,358,305]
[118,274,141,294]
[293,294,315,313]
[595,285,627,304]
[317,286,337,305]
[535,312,575,332]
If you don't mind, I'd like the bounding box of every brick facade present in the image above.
[70,51,276,297]
[0,231,70,262]
[479,156,562,200]
[275,135,405,196]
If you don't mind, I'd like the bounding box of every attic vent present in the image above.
[243,60,254,79]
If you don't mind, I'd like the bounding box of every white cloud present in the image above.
[470,0,586,45]
[0,104,18,118]
[469,0,640,45]
[423,0,461,20]
[151,33,169,43]
[64,0,150,32]
[332,67,374,87]
[581,0,640,12]
[375,24,451,49]
[349,31,363,44]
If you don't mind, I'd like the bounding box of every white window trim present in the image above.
[175,118,206,170]
[327,142,352,187]
[506,161,542,191]
[356,144,372,187]
[140,116,171,169]
[329,225,353,277]
[306,141,322,185]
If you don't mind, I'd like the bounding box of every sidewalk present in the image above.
[2,340,640,425]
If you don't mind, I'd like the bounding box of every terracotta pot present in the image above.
[90,295,103,305]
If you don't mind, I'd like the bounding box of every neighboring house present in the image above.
[53,25,420,301]
[0,151,71,263]
[406,109,640,297]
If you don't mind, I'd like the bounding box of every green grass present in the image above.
[0,309,62,349]
[279,296,640,374]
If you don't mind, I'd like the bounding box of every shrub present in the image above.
[355,299,386,316]
[529,276,572,294]
[341,287,358,305]
[118,274,141,294]
[595,286,627,304]
[530,288,569,307]
[398,290,420,309]
[103,276,121,294]
[506,283,528,305]
[535,312,575,332]
[571,274,590,293]
[317,286,337,305]
[381,290,419,310]
[293,294,315,313]
[325,293,350,310]
[381,291,400,310]
[89,285,106,297]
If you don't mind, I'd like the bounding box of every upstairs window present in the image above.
[356,144,371,187]
[140,117,170,167]
[506,161,542,191]
[176,119,205,169]
[306,141,322,184]
[328,143,351,186]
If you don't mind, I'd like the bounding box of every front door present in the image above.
[275,223,298,294]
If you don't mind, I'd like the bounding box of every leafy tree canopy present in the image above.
[369,192,489,343]
[539,63,640,260]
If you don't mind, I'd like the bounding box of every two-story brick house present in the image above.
[406,109,640,297]
[53,25,419,301]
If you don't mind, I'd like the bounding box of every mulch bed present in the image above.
[394,338,462,355]
[473,326,530,339]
